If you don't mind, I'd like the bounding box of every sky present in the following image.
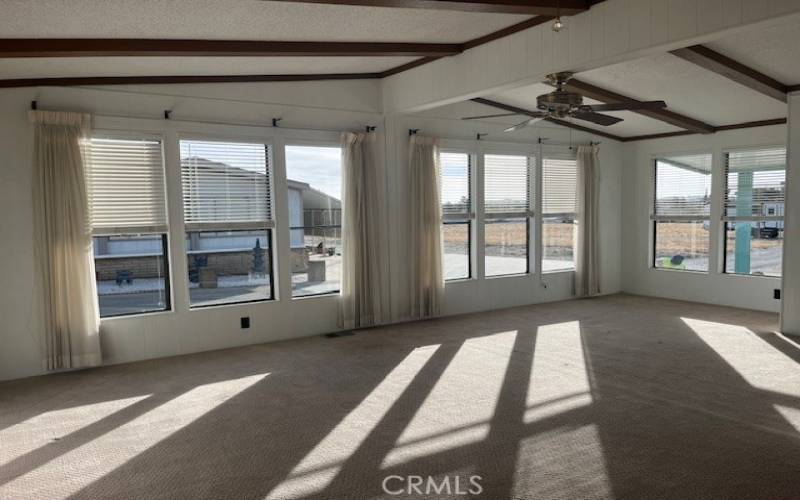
[285,145,342,200]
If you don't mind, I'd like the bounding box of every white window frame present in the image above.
[439,148,476,282]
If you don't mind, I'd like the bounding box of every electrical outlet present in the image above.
[240,317,250,329]
[774,289,781,300]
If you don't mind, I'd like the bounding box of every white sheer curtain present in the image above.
[408,135,444,318]
[339,132,389,329]
[575,144,601,297]
[30,110,101,370]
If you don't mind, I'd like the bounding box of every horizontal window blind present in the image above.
[484,154,531,219]
[86,137,168,235]
[440,151,471,221]
[724,147,786,220]
[542,154,578,216]
[653,153,712,218]
[180,140,272,231]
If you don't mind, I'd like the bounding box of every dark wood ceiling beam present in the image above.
[267,0,589,16]
[470,97,624,140]
[622,117,787,142]
[0,39,461,58]
[564,78,716,134]
[0,73,382,89]
[670,45,788,103]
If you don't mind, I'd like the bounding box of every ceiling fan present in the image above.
[462,72,668,132]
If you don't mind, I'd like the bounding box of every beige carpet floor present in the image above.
[2,294,800,500]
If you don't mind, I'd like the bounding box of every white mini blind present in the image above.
[180,140,272,231]
[86,137,168,235]
[484,154,531,218]
[653,153,712,218]
[542,154,578,216]
[440,151,471,221]
[724,147,786,220]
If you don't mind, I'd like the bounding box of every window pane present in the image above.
[654,155,712,217]
[285,145,342,297]
[543,217,575,272]
[440,152,470,218]
[484,154,530,215]
[725,222,783,277]
[94,234,169,317]
[186,230,272,307]
[485,218,528,277]
[443,222,470,280]
[654,221,709,272]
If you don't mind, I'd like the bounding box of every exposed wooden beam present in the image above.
[670,45,788,103]
[268,0,590,16]
[0,73,382,89]
[0,39,462,58]
[564,78,716,134]
[381,15,554,77]
[622,117,787,142]
[470,97,624,141]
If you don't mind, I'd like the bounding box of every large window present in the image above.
[285,145,342,297]
[484,154,531,277]
[723,147,785,277]
[180,140,274,307]
[440,152,471,280]
[652,153,712,272]
[542,154,578,272]
[87,137,171,317]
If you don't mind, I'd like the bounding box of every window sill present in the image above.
[188,298,276,311]
[100,309,174,322]
[445,277,475,284]
[649,267,709,275]
[541,269,575,276]
[485,272,530,280]
[720,272,781,281]
[292,292,340,301]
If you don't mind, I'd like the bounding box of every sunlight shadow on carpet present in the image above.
[264,345,440,500]
[0,373,268,500]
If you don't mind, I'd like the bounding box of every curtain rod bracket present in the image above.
[408,128,419,136]
[164,110,172,120]
[365,125,376,133]
[272,118,282,128]
[476,133,487,141]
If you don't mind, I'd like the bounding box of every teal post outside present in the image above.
[734,171,753,273]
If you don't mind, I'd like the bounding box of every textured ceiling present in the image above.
[0,0,530,43]
[577,53,787,128]
[707,17,800,86]
[0,57,417,79]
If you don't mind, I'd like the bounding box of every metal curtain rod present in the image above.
[33,104,376,135]
[538,137,601,147]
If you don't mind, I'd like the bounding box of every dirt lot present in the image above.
[442,221,574,247]
[656,222,781,256]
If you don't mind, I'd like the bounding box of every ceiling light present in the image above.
[552,0,564,32]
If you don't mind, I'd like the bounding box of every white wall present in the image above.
[781,92,800,333]
[620,124,787,312]
[0,82,622,382]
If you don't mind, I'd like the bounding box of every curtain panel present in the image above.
[339,131,390,329]
[575,144,601,297]
[408,136,444,318]
[30,110,102,370]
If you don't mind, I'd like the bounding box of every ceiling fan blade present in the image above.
[461,112,520,120]
[585,100,667,112]
[571,111,623,126]
[504,116,545,132]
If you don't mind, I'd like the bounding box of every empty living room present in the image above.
[2,1,800,499]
